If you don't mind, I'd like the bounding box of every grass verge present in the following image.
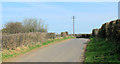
[2,36,75,61]
[85,37,120,63]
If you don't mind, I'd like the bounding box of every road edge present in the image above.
[3,38,74,62]
[80,39,90,63]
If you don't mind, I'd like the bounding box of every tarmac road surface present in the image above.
[5,38,89,62]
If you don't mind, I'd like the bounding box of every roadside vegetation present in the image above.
[2,18,48,61]
[2,36,75,61]
[2,18,48,34]
[2,18,75,61]
[85,37,120,63]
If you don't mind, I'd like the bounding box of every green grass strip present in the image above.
[85,37,120,63]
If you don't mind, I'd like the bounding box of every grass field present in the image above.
[2,36,75,61]
[85,38,120,63]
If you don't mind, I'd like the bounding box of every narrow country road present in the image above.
[5,38,89,62]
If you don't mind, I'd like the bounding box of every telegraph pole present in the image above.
[73,16,75,36]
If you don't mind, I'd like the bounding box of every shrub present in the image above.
[2,22,23,34]
[2,18,48,34]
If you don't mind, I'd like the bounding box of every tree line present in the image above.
[2,18,48,34]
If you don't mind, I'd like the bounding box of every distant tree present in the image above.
[2,22,23,34]
[22,18,48,33]
[2,18,48,34]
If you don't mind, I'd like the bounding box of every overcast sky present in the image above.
[1,2,118,34]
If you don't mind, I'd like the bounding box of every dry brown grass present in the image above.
[2,32,47,50]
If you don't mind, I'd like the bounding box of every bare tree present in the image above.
[2,18,48,34]
[22,18,48,33]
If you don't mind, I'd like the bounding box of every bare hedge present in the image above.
[2,32,71,50]
[61,32,68,37]
[47,33,56,39]
[2,32,47,50]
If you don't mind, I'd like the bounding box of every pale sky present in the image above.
[1,0,120,2]
[1,2,118,34]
